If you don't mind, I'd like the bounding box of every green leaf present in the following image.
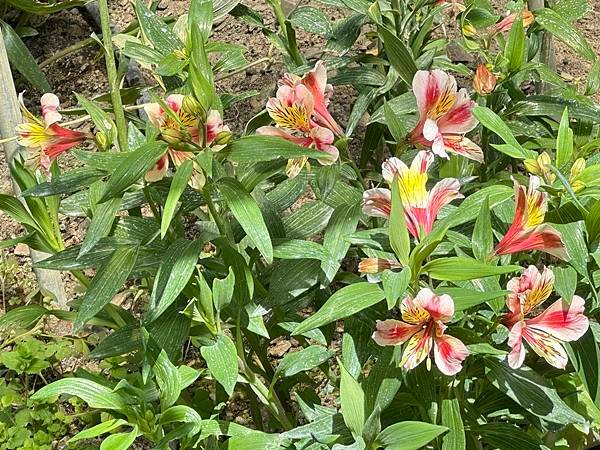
[556,108,573,168]
[289,6,333,36]
[535,8,595,61]
[1,20,51,92]
[339,361,365,437]
[76,94,117,144]
[100,142,167,202]
[134,0,183,54]
[586,200,600,244]
[346,87,378,137]
[472,196,493,261]
[189,0,214,41]
[99,426,138,450]
[283,200,333,239]
[321,203,361,282]
[218,178,273,263]
[435,287,509,311]
[225,136,332,163]
[22,168,106,197]
[5,0,86,14]
[274,345,333,379]
[0,194,40,231]
[389,176,410,266]
[505,11,525,72]
[273,239,327,261]
[567,328,600,403]
[0,304,48,332]
[472,107,535,159]
[148,239,203,321]
[474,423,544,450]
[90,323,142,359]
[74,245,139,331]
[384,102,408,143]
[293,283,385,334]
[441,398,465,450]
[554,222,588,276]
[553,266,577,301]
[31,378,127,410]
[377,25,418,86]
[161,159,193,238]
[154,350,182,410]
[553,0,590,20]
[213,267,236,311]
[485,358,585,425]
[201,333,238,396]
[423,257,521,281]
[330,67,387,86]
[79,197,123,256]
[376,421,448,450]
[446,185,513,228]
[381,267,411,309]
[70,419,129,443]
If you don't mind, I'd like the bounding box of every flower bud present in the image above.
[358,258,401,274]
[473,64,497,95]
[161,127,185,145]
[462,24,478,37]
[212,130,233,146]
[570,157,586,180]
[524,158,540,175]
[571,180,585,193]
[182,95,203,117]
[95,130,111,150]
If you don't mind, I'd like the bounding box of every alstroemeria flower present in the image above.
[363,152,463,239]
[280,60,343,136]
[492,10,534,34]
[494,176,568,260]
[503,266,589,369]
[373,288,469,376]
[409,70,484,163]
[473,64,497,96]
[16,93,87,170]
[358,257,401,274]
[144,95,229,189]
[257,82,339,177]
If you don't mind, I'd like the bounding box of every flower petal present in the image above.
[423,118,439,142]
[507,320,527,369]
[362,188,391,218]
[436,88,477,135]
[400,328,433,370]
[144,102,164,128]
[382,157,408,184]
[372,319,420,345]
[433,334,469,375]
[40,93,62,127]
[426,178,462,233]
[522,326,569,369]
[401,294,431,325]
[526,296,589,342]
[495,225,569,260]
[145,153,169,182]
[442,136,484,163]
[414,288,454,322]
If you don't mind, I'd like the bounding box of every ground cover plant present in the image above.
[1,0,600,448]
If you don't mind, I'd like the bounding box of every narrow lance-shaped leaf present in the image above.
[472,196,493,262]
[556,107,573,168]
[339,360,365,437]
[161,159,194,238]
[389,175,410,266]
[79,197,123,256]
[423,257,521,281]
[505,11,525,72]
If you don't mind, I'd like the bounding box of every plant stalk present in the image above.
[97,0,128,152]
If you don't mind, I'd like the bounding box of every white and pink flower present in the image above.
[409,70,483,163]
[503,266,589,369]
[373,288,469,376]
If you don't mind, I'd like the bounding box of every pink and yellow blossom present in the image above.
[363,152,463,239]
[503,266,588,369]
[16,93,87,170]
[409,70,483,163]
[494,176,568,260]
[373,288,469,376]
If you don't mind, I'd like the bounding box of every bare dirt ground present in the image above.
[0,0,598,321]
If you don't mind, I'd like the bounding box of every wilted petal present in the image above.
[400,328,434,370]
[286,156,308,179]
[40,93,62,127]
[434,334,469,375]
[363,188,391,218]
[526,296,589,342]
[372,319,420,345]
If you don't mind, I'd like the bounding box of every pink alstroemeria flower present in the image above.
[257,80,339,177]
[503,266,589,369]
[16,93,87,171]
[408,70,483,163]
[373,288,469,376]
[494,176,568,260]
[280,60,343,136]
[362,152,463,239]
[144,95,229,189]
[492,10,534,34]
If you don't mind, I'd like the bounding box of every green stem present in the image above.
[39,37,96,69]
[203,184,234,241]
[98,0,128,152]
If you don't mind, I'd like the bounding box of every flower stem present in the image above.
[97,0,128,152]
[39,37,96,69]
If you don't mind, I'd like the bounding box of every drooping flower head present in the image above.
[503,266,589,369]
[144,95,229,189]
[363,152,463,239]
[494,176,568,260]
[258,61,341,178]
[16,93,87,171]
[409,70,483,163]
[491,9,535,35]
[373,288,469,376]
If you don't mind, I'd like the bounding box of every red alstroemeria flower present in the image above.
[492,10,534,34]
[503,266,589,369]
[362,152,463,239]
[408,70,483,163]
[257,81,339,178]
[494,176,568,260]
[280,60,343,136]
[16,93,87,171]
[373,288,469,376]
[144,95,229,189]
